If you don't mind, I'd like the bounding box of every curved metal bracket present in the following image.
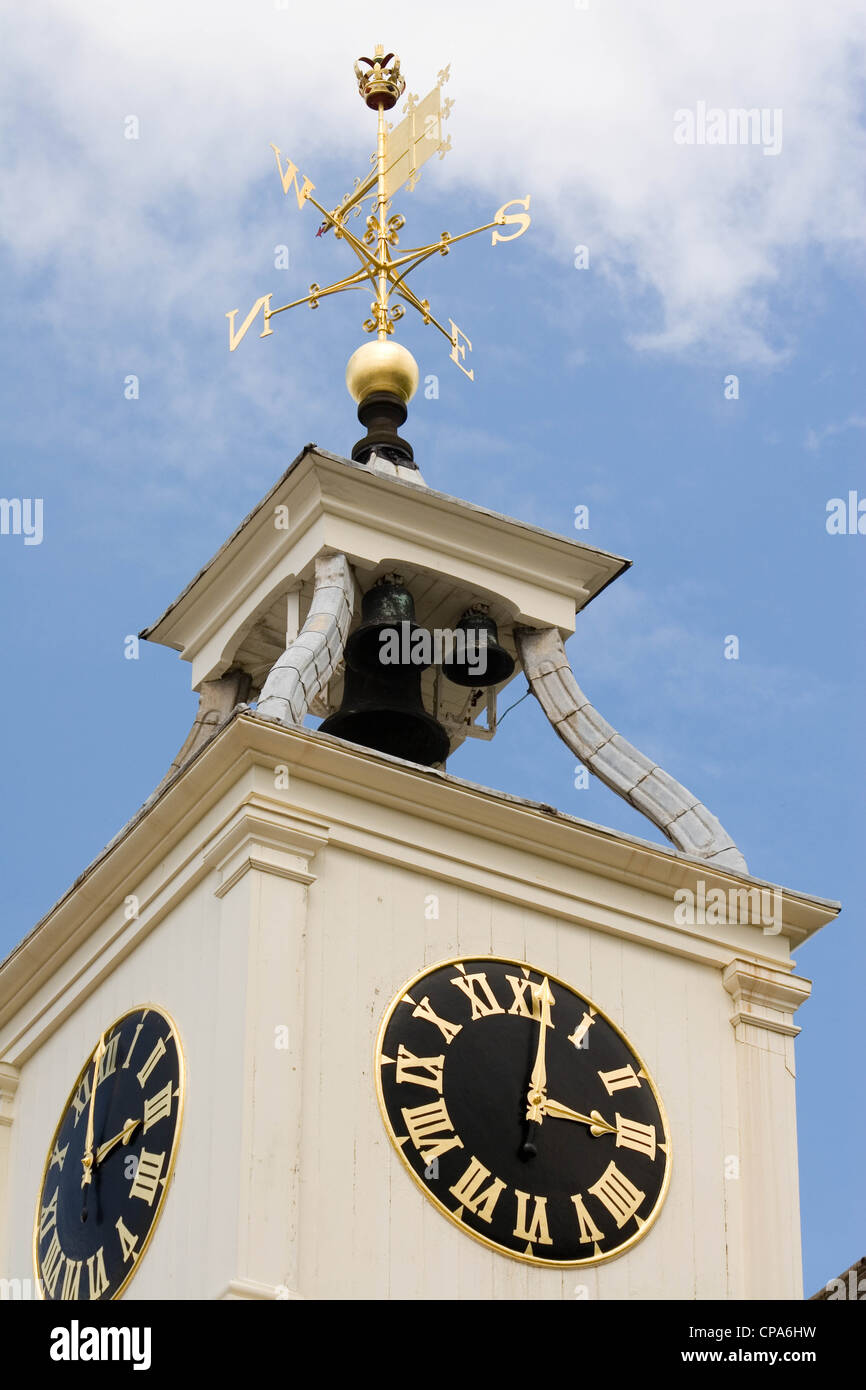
[515,627,748,872]
[256,553,358,726]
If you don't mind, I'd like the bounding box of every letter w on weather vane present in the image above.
[225,45,531,381]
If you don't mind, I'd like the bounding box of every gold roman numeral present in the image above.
[87,1246,109,1300]
[407,994,463,1045]
[96,1031,120,1085]
[568,1009,596,1050]
[449,969,504,1019]
[513,1190,553,1247]
[571,1192,605,1247]
[615,1114,657,1160]
[143,1080,174,1133]
[70,1070,91,1125]
[49,1140,69,1172]
[588,1161,646,1229]
[122,1022,144,1070]
[400,1098,464,1162]
[116,1215,140,1264]
[41,1231,65,1298]
[136,1037,167,1089]
[60,1259,82,1300]
[598,1064,642,1095]
[448,1157,506,1223]
[505,974,539,1018]
[394,1043,445,1093]
[39,1188,58,1239]
[129,1147,166,1206]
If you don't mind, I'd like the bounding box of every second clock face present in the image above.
[376,957,671,1266]
[34,1005,184,1301]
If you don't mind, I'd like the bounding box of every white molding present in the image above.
[721,956,812,1298]
[204,806,328,896]
[727,1011,801,1039]
[723,958,812,1041]
[214,850,316,899]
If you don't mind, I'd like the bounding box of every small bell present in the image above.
[441,607,515,688]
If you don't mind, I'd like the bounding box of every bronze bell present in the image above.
[319,578,450,766]
[441,608,515,687]
[343,576,430,676]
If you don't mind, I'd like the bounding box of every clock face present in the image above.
[33,1005,184,1300]
[376,957,671,1266]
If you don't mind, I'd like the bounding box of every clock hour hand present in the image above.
[541,1098,616,1136]
[520,977,555,1159]
[94,1117,140,1166]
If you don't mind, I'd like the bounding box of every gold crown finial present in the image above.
[354,45,405,110]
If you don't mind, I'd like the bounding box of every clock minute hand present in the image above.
[95,1117,140,1166]
[526,977,555,1120]
[80,1032,106,1190]
[520,977,555,1160]
[541,1098,616,1137]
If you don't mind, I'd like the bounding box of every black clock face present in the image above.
[34,1006,184,1301]
[376,957,671,1266]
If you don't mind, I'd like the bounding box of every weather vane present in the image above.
[226,45,531,466]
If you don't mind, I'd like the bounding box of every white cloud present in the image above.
[804,413,866,452]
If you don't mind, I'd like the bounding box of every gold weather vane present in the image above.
[225,45,531,388]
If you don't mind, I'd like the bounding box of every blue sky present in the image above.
[1,0,864,1296]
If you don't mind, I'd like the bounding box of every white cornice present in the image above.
[204,806,327,897]
[723,959,813,1040]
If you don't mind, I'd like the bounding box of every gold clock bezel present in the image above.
[32,1002,186,1301]
[374,955,673,1269]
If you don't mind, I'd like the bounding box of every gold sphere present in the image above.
[346,340,419,405]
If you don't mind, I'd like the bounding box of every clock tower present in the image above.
[0,46,838,1303]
